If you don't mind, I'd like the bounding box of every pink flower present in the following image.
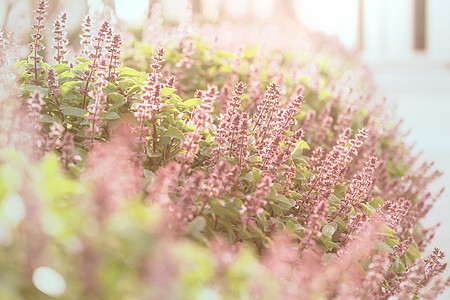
[52,12,68,64]
[28,0,48,85]
[80,15,92,57]
[105,33,122,82]
[241,176,271,226]
[133,47,166,161]
[84,59,108,148]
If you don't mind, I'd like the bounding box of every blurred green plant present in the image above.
[0,1,448,299]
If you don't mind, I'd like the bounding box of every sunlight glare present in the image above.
[32,267,67,297]
[1,193,25,227]
[294,0,358,47]
[115,0,149,27]
[203,0,220,21]
[253,0,273,19]
[227,0,249,19]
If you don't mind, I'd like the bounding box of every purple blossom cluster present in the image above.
[28,0,48,85]
[80,15,92,57]
[133,48,166,161]
[52,12,68,64]
[81,21,110,108]
[298,127,368,221]
[46,68,60,105]
[84,59,108,148]
[241,176,272,226]
[105,33,122,82]
[2,2,448,298]
[332,155,379,220]
[214,81,247,159]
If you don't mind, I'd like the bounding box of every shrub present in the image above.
[0,1,448,299]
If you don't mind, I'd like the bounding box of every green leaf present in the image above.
[370,196,384,208]
[374,240,394,252]
[128,84,142,94]
[323,253,337,262]
[74,57,91,63]
[118,78,136,90]
[60,81,80,97]
[252,167,262,184]
[163,125,185,141]
[200,147,211,156]
[108,98,127,112]
[268,203,282,216]
[187,216,206,236]
[160,104,179,114]
[15,59,27,68]
[118,67,145,79]
[360,203,374,217]
[241,171,253,183]
[39,155,78,201]
[211,207,240,221]
[21,84,47,95]
[143,169,155,187]
[248,156,262,164]
[408,245,421,259]
[107,92,126,103]
[291,140,310,158]
[72,69,85,77]
[266,194,295,209]
[52,64,70,75]
[104,112,120,120]
[323,239,339,250]
[322,224,336,237]
[61,107,88,118]
[333,184,346,198]
[161,87,176,97]
[146,151,162,158]
[334,216,347,231]
[379,224,397,236]
[249,226,266,240]
[166,94,184,106]
[319,233,331,244]
[385,238,400,247]
[160,112,175,125]
[74,62,88,72]
[393,258,406,272]
[39,114,54,124]
[181,98,202,109]
[329,195,340,208]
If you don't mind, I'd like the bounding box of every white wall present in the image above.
[295,0,359,49]
[363,0,414,64]
[362,0,450,65]
[294,0,450,66]
[427,0,450,64]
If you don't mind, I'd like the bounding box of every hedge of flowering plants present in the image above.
[0,1,449,299]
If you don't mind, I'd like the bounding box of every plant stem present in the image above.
[151,118,159,168]
[82,38,102,109]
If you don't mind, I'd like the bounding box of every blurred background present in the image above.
[1,0,449,296]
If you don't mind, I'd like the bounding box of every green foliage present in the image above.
[1,9,446,299]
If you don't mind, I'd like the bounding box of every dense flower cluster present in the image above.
[214,81,247,159]
[84,59,108,148]
[105,33,122,82]
[80,15,92,57]
[0,1,448,299]
[46,67,60,102]
[52,12,68,64]
[332,155,379,220]
[133,47,166,161]
[81,20,111,108]
[28,0,48,85]
[0,30,18,85]
[241,176,272,226]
